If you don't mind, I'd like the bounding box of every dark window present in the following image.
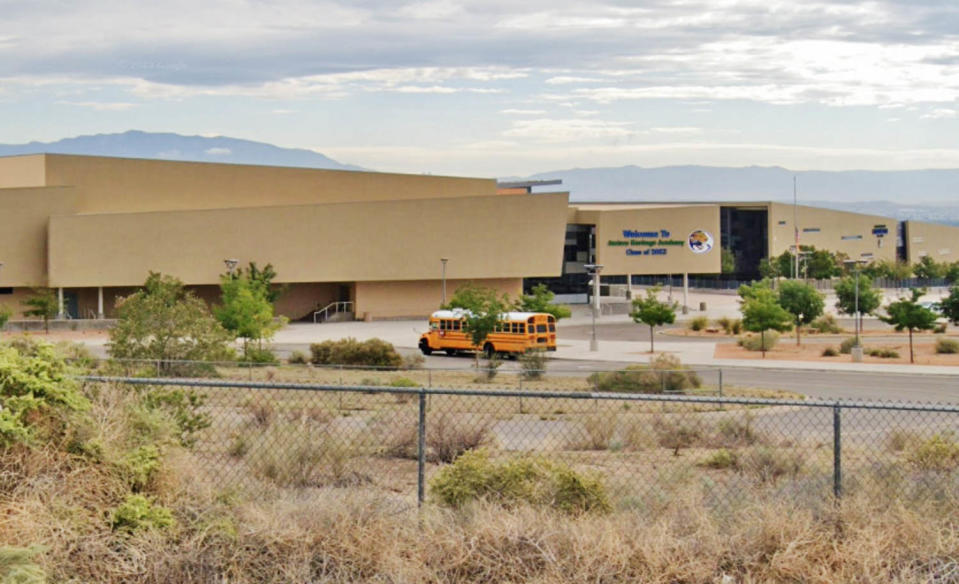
[0,287,12,295]
[803,227,821,233]
[537,324,547,333]
[549,324,555,332]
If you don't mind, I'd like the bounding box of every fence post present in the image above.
[660,370,666,393]
[417,390,427,507]
[718,368,723,399]
[833,404,842,499]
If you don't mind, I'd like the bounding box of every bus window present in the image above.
[537,324,547,333]
[431,321,439,330]
[549,324,555,332]
[454,320,462,331]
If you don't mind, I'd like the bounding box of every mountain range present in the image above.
[2,131,957,224]
[0,130,363,171]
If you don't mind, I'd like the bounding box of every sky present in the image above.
[1,0,958,177]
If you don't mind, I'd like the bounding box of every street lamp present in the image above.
[440,257,449,306]
[584,263,603,352]
[224,258,239,276]
[843,259,868,362]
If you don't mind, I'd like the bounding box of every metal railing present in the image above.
[312,301,354,323]
[80,375,959,513]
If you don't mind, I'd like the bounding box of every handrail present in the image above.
[313,301,354,323]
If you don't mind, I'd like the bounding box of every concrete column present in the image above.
[97,286,104,319]
[682,273,689,314]
[57,287,65,319]
[626,273,633,300]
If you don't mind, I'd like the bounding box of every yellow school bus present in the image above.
[418,309,557,357]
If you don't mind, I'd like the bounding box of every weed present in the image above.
[809,314,843,333]
[388,377,418,388]
[655,418,703,456]
[907,433,959,472]
[935,337,959,354]
[689,316,709,331]
[700,448,738,469]
[740,332,779,352]
[519,349,548,380]
[739,447,804,483]
[110,494,175,533]
[715,414,763,447]
[287,351,309,365]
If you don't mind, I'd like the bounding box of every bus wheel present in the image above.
[419,340,432,356]
[445,348,458,356]
[484,343,495,359]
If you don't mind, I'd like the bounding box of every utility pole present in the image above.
[793,175,799,280]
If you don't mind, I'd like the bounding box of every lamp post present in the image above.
[584,264,603,352]
[440,258,448,306]
[843,259,867,362]
[224,258,239,276]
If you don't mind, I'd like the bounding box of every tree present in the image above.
[937,287,959,327]
[721,249,737,274]
[216,273,285,359]
[758,258,780,280]
[0,304,10,335]
[231,262,284,304]
[630,286,677,353]
[945,262,959,285]
[108,273,234,373]
[737,279,773,302]
[22,288,58,334]
[880,288,939,363]
[777,280,825,345]
[463,292,509,368]
[834,274,882,337]
[446,283,504,312]
[805,248,841,280]
[913,256,946,280]
[516,283,572,320]
[741,287,793,358]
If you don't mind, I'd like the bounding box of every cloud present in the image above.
[57,100,136,111]
[503,118,634,143]
[204,147,231,155]
[921,108,957,120]
[500,108,547,115]
[650,127,703,135]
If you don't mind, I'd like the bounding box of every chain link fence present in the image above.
[81,374,959,515]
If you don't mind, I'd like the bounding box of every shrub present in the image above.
[0,545,46,584]
[700,448,738,469]
[739,331,779,352]
[382,413,491,463]
[287,350,309,365]
[519,349,548,380]
[839,337,859,354]
[569,415,617,450]
[935,337,959,354]
[934,323,948,334]
[907,433,959,472]
[886,429,921,452]
[688,316,709,331]
[247,425,361,487]
[655,418,704,455]
[715,415,763,447]
[309,337,403,369]
[587,354,701,394]
[716,317,742,335]
[476,354,502,383]
[739,447,804,483]
[120,444,161,491]
[240,346,278,364]
[821,347,839,357]
[401,353,425,370]
[867,348,900,359]
[429,449,610,514]
[388,377,419,388]
[110,494,175,533]
[809,314,842,334]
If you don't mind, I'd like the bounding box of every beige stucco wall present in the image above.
[571,204,721,275]
[48,192,569,288]
[0,156,46,189]
[0,186,78,287]
[768,203,896,263]
[904,221,959,264]
[42,154,497,214]
[355,278,522,319]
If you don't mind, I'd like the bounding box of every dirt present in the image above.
[715,339,959,366]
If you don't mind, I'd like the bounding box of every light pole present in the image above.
[440,258,448,306]
[585,263,603,352]
[224,258,239,276]
[843,259,867,362]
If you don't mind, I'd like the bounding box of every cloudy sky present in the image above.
[2,0,958,176]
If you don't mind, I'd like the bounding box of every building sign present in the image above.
[607,229,713,256]
[688,230,714,254]
[872,224,888,237]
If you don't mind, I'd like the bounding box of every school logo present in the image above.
[688,230,714,254]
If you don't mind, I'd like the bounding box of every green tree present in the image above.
[865,259,913,281]
[22,288,58,334]
[216,273,285,359]
[773,251,794,279]
[741,287,793,358]
[108,273,234,373]
[229,262,285,304]
[913,256,946,280]
[630,286,677,353]
[834,274,882,337]
[516,283,572,320]
[0,304,10,335]
[938,287,959,327]
[804,248,841,280]
[880,288,939,363]
[777,280,825,345]
[737,279,774,302]
[721,249,737,274]
[446,282,505,312]
[463,292,509,368]
[758,258,780,280]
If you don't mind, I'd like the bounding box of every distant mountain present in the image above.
[515,165,959,205]
[0,130,364,171]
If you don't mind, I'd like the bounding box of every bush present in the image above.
[739,332,779,352]
[382,413,491,463]
[309,337,403,369]
[715,415,763,447]
[476,354,501,382]
[810,314,842,334]
[587,354,701,394]
[388,377,418,388]
[739,447,804,483]
[519,349,548,380]
[688,316,709,331]
[241,346,279,364]
[655,418,703,455]
[907,433,959,472]
[821,347,839,357]
[700,448,738,469]
[935,337,959,354]
[429,449,610,514]
[839,337,859,354]
[287,350,309,365]
[934,322,948,334]
[715,317,742,335]
[401,353,425,370]
[110,494,175,533]
[867,348,900,359]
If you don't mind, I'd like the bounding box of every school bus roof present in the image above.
[430,309,551,321]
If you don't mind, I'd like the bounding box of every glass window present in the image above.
[537,324,547,333]
[549,324,555,332]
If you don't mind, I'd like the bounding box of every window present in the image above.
[803,227,821,233]
[841,235,862,240]
[537,324,547,333]
[778,220,787,226]
[0,287,11,295]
